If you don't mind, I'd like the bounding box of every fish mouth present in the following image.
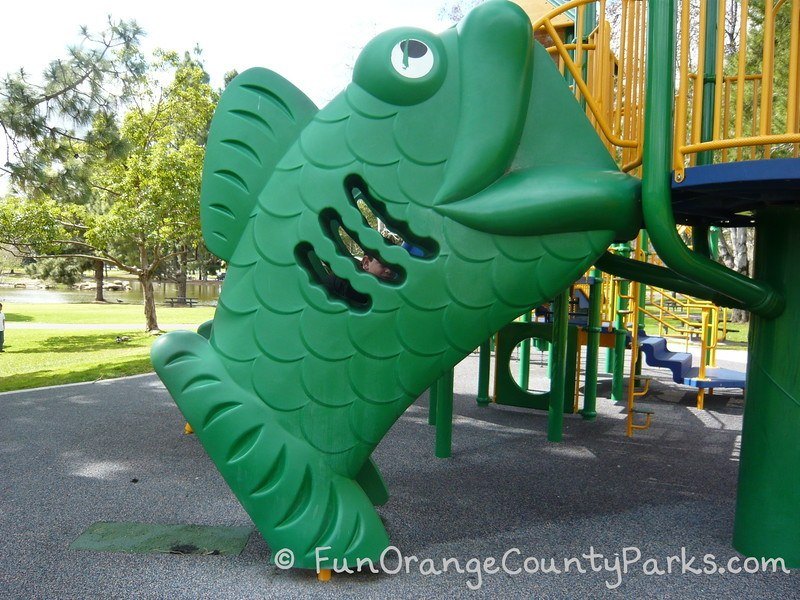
[295,175,438,310]
[434,1,534,206]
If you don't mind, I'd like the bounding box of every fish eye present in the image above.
[391,39,434,79]
[352,29,446,105]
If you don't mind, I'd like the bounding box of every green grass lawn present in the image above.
[0,328,165,393]
[0,302,217,393]
[5,303,215,325]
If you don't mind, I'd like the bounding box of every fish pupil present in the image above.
[400,39,428,60]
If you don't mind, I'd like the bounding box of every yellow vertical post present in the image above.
[691,0,708,148]
[596,0,608,117]
[760,0,776,157]
[697,309,710,410]
[636,0,647,169]
[622,0,635,145]
[674,0,692,176]
[614,0,629,144]
[735,0,749,162]
[752,78,761,160]
[723,77,732,162]
[788,0,800,137]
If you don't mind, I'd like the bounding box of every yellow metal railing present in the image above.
[673,0,800,181]
[533,0,647,172]
[533,0,800,182]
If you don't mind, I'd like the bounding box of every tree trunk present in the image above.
[733,228,749,274]
[93,259,106,302]
[730,228,751,323]
[176,249,188,301]
[717,229,735,269]
[140,274,160,332]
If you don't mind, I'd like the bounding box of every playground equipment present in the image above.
[152,1,640,571]
[534,0,800,567]
[151,0,800,574]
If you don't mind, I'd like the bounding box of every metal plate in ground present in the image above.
[70,522,253,556]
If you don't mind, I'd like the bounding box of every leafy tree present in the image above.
[0,53,218,332]
[87,52,217,330]
[0,18,145,189]
[0,18,146,300]
[25,257,84,286]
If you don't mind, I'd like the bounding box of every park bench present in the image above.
[164,297,198,307]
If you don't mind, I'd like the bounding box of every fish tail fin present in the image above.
[356,457,390,506]
[151,331,389,569]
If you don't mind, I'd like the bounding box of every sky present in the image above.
[1,0,456,107]
[0,1,464,194]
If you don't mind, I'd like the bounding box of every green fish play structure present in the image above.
[152,0,800,573]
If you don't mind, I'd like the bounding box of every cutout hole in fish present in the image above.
[319,207,406,286]
[294,241,372,311]
[344,174,439,259]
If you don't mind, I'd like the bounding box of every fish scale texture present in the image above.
[211,105,611,474]
[152,0,631,570]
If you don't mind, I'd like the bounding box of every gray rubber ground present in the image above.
[1,350,797,599]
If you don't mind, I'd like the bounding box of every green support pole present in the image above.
[519,311,531,390]
[596,252,748,310]
[576,3,596,112]
[704,313,713,367]
[548,290,569,442]
[611,324,627,402]
[428,379,438,425]
[476,339,491,405]
[581,268,602,420]
[547,341,555,379]
[697,0,719,168]
[612,245,631,402]
[733,207,800,568]
[693,224,712,258]
[435,368,455,459]
[604,344,614,374]
[642,0,781,318]
[564,30,576,95]
[709,227,720,260]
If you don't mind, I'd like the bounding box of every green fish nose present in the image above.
[435,0,533,206]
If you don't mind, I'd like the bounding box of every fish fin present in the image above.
[201,69,318,261]
[355,457,390,506]
[196,319,213,340]
[435,166,641,239]
[151,331,389,569]
[512,42,620,173]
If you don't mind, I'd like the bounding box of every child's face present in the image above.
[361,257,394,280]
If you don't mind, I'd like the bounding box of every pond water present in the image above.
[0,279,220,305]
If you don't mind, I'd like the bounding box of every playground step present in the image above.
[684,367,747,389]
[638,334,693,383]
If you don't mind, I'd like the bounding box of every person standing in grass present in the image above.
[0,303,5,352]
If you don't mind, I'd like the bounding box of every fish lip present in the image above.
[434,1,534,206]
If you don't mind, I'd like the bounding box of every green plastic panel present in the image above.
[493,321,577,411]
[70,522,253,556]
[733,207,800,568]
[152,0,640,569]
